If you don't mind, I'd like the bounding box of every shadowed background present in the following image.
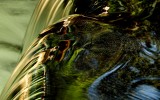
[0,0,38,93]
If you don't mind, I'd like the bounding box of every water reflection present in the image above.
[1,0,160,100]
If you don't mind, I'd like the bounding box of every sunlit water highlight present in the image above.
[1,0,160,100]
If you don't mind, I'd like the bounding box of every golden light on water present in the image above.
[99,6,110,16]
[0,0,160,100]
[19,74,31,100]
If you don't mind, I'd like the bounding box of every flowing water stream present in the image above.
[0,0,160,100]
[0,0,38,93]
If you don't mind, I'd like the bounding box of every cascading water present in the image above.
[1,0,160,100]
[22,0,74,54]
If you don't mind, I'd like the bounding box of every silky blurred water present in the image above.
[0,0,160,100]
[0,0,38,93]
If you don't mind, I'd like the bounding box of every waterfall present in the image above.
[0,0,160,100]
[0,0,38,93]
